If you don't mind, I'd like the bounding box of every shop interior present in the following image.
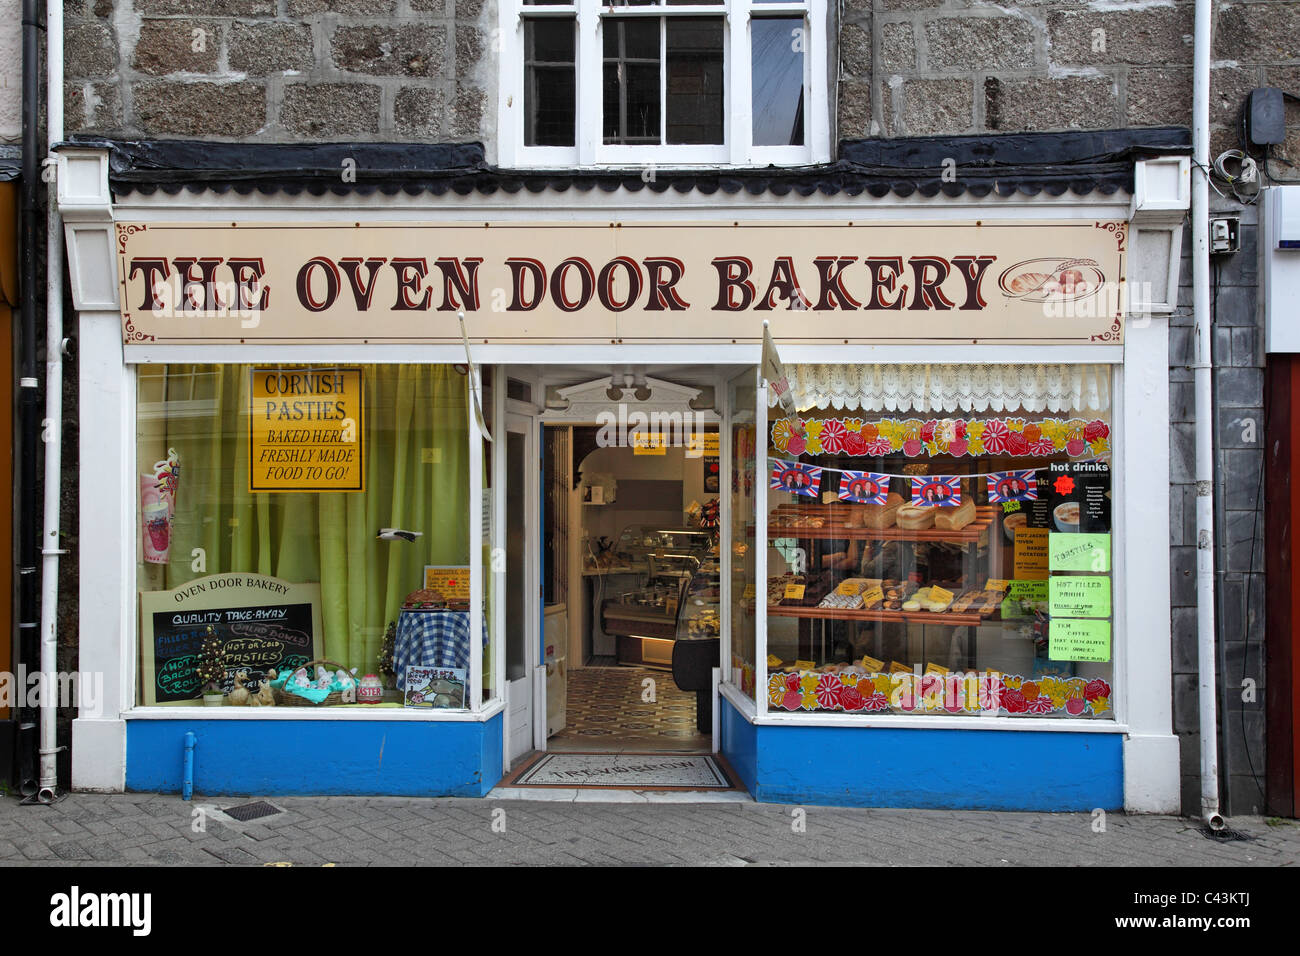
[535,366,724,754]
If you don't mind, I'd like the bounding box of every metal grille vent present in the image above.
[223,801,282,822]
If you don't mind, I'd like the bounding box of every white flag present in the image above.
[761,322,795,414]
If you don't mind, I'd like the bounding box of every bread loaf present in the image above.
[859,492,905,529]
[895,505,935,530]
[934,498,976,531]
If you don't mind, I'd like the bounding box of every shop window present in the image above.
[503,0,828,167]
[759,363,1115,719]
[134,364,483,709]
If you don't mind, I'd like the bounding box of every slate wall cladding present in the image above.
[1170,201,1269,817]
[62,0,493,144]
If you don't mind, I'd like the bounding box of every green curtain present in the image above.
[140,364,470,675]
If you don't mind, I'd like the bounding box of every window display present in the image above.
[134,363,472,707]
[762,364,1114,718]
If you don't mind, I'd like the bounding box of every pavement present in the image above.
[1,789,1299,865]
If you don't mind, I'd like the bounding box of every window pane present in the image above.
[762,363,1115,720]
[525,19,576,147]
[666,18,724,145]
[603,19,662,144]
[752,17,805,146]
[135,364,471,707]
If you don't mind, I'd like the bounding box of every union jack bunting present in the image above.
[911,475,962,506]
[987,470,1038,503]
[770,460,822,498]
[838,471,890,504]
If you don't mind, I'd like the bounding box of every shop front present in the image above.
[58,137,1188,810]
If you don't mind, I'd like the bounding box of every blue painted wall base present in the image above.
[720,696,1122,810]
[127,715,504,797]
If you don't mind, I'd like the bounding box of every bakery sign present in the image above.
[115,220,1127,346]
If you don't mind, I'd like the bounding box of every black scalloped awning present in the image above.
[64,127,1191,200]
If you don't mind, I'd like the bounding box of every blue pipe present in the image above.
[182,732,195,801]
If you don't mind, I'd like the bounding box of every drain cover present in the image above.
[1200,826,1253,843]
[223,801,282,822]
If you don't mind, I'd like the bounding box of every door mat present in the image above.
[511,752,734,790]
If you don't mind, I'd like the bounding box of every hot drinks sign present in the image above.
[115,220,1127,345]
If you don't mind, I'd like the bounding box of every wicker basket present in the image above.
[271,659,357,707]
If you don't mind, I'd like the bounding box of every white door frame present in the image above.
[502,390,544,770]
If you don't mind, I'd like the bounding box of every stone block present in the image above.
[1216,1,1300,62]
[837,80,872,139]
[987,75,1117,132]
[132,80,267,137]
[1222,449,1263,511]
[1215,227,1259,289]
[1224,774,1268,816]
[1210,66,1258,128]
[456,0,485,17]
[1169,324,1193,369]
[924,17,1036,72]
[1223,508,1262,575]
[288,0,397,14]
[136,0,275,14]
[281,83,380,136]
[332,25,447,77]
[1210,284,1256,327]
[450,85,487,138]
[1221,708,1265,778]
[229,22,315,76]
[890,76,974,136]
[455,25,485,79]
[1217,407,1262,452]
[1048,7,1192,66]
[395,86,447,138]
[1169,421,1195,485]
[1214,366,1263,406]
[1170,605,1197,673]
[1169,380,1194,423]
[1172,672,1198,734]
[132,19,221,76]
[1127,67,1190,127]
[1181,483,1197,548]
[1169,542,1196,607]
[65,19,116,77]
[410,0,449,12]
[841,22,872,77]
[1232,327,1260,369]
[64,79,123,133]
[1222,639,1266,694]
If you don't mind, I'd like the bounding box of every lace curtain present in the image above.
[770,364,1111,414]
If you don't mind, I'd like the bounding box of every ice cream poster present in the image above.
[141,447,180,565]
[403,666,467,709]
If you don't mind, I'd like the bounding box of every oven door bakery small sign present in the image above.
[115,220,1128,346]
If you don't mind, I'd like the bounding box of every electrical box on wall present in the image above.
[1264,186,1300,352]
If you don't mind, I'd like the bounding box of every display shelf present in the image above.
[766,503,996,542]
[767,604,993,628]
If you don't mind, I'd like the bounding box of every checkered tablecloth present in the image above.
[393,610,487,689]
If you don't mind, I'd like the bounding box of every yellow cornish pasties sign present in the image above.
[249,367,364,492]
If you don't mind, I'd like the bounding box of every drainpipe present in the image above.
[1192,0,1225,830]
[15,0,41,796]
[35,0,65,803]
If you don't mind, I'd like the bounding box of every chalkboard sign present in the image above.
[140,574,323,705]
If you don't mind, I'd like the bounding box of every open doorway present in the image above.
[538,367,724,755]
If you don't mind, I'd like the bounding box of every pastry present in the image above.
[895,505,935,530]
[934,499,976,531]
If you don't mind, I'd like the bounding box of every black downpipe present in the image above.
[15,0,42,795]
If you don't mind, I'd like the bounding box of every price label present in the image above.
[766,654,783,667]
[742,583,756,599]
[929,585,954,605]
[837,579,861,595]
[924,662,950,676]
[794,659,816,671]
[984,579,1009,592]
[860,654,884,672]
[860,585,884,607]
[784,583,806,600]
[889,661,912,674]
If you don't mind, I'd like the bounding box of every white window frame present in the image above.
[497,0,831,168]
